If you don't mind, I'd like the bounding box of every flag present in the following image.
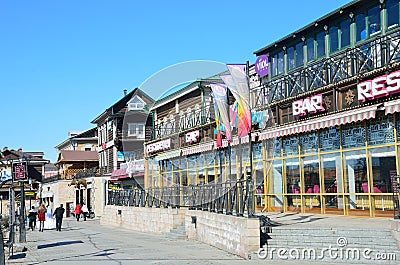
[221,64,251,138]
[210,83,232,143]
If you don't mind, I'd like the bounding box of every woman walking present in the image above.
[38,204,47,232]
[74,203,82,221]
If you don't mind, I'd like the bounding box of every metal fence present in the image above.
[107,178,255,217]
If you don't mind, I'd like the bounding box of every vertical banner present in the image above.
[211,90,222,148]
[210,83,232,143]
[221,64,251,138]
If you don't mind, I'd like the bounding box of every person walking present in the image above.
[38,204,47,232]
[27,206,37,231]
[53,204,65,231]
[81,203,89,221]
[74,204,82,221]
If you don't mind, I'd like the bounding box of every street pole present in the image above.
[19,181,26,243]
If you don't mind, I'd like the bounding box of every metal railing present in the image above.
[107,178,255,217]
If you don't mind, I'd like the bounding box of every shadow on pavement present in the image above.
[38,240,84,249]
[9,253,26,259]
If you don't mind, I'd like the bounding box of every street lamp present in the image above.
[13,154,31,243]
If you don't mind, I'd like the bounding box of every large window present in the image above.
[316,31,326,58]
[329,26,339,53]
[287,47,295,71]
[368,5,381,36]
[356,13,366,42]
[128,123,144,138]
[271,51,285,76]
[387,0,400,28]
[295,42,304,67]
[306,37,315,62]
[340,19,351,48]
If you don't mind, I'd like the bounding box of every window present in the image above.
[128,96,145,110]
[288,42,304,70]
[295,42,304,67]
[287,47,295,70]
[316,31,325,58]
[329,26,339,53]
[387,0,400,28]
[368,5,381,36]
[271,50,284,76]
[277,51,284,74]
[306,37,314,62]
[356,13,366,42]
[340,19,351,48]
[128,123,144,138]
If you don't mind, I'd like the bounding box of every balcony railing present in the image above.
[107,178,255,217]
[259,28,400,104]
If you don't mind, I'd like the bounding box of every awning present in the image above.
[385,99,400,115]
[155,149,181,161]
[111,168,128,179]
[259,104,378,140]
[183,142,214,156]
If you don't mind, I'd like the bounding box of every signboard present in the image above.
[0,168,12,182]
[255,55,269,77]
[293,94,325,117]
[127,159,144,174]
[13,163,27,181]
[117,151,125,162]
[186,130,200,144]
[146,138,171,155]
[358,70,400,102]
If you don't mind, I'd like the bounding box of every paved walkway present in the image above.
[4,215,396,265]
[265,212,393,229]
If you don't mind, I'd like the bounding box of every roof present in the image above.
[56,150,98,163]
[91,88,154,124]
[55,127,98,149]
[150,70,229,111]
[254,0,361,55]
[0,149,49,164]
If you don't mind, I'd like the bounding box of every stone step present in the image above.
[266,235,396,244]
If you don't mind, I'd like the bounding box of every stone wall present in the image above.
[100,206,260,259]
[101,205,186,234]
[185,210,260,259]
[390,219,400,249]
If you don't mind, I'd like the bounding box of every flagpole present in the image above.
[247,60,254,218]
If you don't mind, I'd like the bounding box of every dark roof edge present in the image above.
[254,0,361,55]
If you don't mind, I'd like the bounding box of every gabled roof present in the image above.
[91,88,154,124]
[55,127,98,150]
[56,150,98,164]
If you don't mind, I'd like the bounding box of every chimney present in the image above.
[123,89,127,96]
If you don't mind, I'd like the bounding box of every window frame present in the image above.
[127,123,145,138]
[128,96,146,110]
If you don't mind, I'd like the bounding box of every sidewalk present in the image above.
[4,215,396,265]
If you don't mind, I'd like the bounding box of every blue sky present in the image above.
[0,0,352,162]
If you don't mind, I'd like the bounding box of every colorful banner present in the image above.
[210,83,232,143]
[211,90,222,148]
[221,64,251,138]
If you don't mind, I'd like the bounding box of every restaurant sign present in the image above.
[146,138,171,155]
[292,94,325,117]
[358,70,400,102]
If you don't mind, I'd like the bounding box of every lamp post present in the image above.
[13,155,30,243]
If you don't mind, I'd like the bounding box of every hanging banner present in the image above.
[210,83,232,143]
[221,64,251,138]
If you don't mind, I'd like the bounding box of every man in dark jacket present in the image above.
[53,204,65,231]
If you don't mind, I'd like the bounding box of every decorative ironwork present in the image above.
[107,179,255,217]
[254,28,400,105]
[345,90,355,106]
